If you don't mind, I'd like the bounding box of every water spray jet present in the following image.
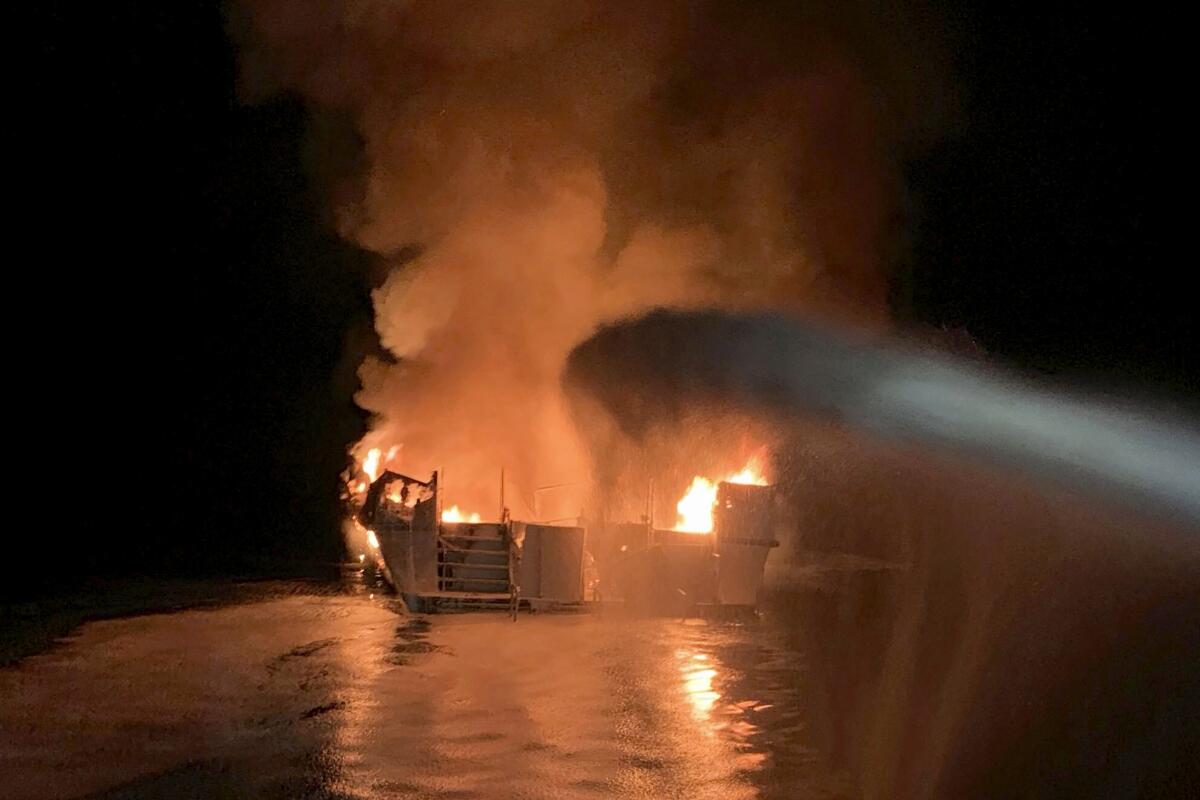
[566,309,1200,528]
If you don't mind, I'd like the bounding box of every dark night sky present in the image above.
[28,3,1195,593]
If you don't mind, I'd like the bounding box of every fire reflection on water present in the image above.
[328,613,817,799]
[2,589,830,799]
[678,650,720,726]
[674,643,773,772]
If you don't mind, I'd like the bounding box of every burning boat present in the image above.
[357,471,587,614]
[589,475,780,616]
[350,455,779,616]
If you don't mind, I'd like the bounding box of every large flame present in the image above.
[346,445,403,502]
[675,476,720,533]
[725,452,769,488]
[673,453,769,534]
[362,447,383,481]
[441,505,482,524]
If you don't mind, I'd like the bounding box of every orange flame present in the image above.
[675,476,719,533]
[725,451,769,487]
[362,447,383,482]
[673,452,769,533]
[441,505,482,524]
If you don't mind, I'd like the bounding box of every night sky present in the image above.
[30,3,1194,594]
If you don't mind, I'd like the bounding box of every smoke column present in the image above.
[232,0,953,514]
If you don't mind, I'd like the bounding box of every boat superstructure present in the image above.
[355,469,778,616]
[589,480,779,614]
[359,471,586,615]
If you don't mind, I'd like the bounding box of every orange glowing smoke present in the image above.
[441,505,482,524]
[673,453,769,533]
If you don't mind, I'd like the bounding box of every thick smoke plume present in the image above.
[234,0,951,515]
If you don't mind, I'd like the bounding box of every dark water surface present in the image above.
[1,578,848,800]
[3,554,1195,799]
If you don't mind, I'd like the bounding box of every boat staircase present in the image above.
[426,523,520,617]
